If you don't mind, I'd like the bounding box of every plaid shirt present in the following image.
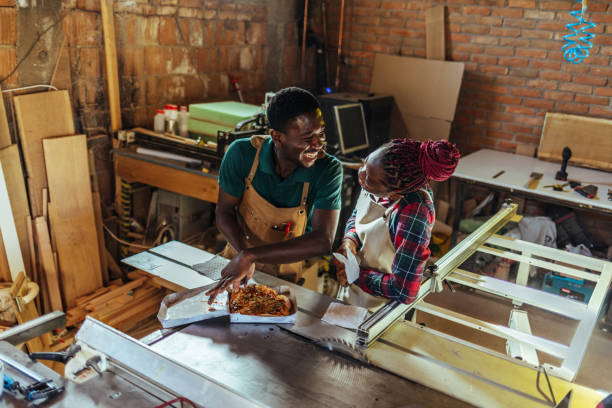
[344,188,435,304]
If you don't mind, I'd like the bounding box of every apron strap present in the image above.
[383,198,402,220]
[246,136,267,184]
[300,182,310,207]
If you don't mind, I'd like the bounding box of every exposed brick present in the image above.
[500,38,530,47]
[457,43,485,53]
[0,0,15,5]
[159,17,177,45]
[559,82,592,94]
[575,95,609,105]
[179,0,201,7]
[536,21,567,31]
[0,7,16,45]
[589,106,612,117]
[540,1,572,10]
[485,47,515,56]
[524,10,555,19]
[504,19,536,28]
[517,49,547,58]
[498,141,518,151]
[490,27,521,37]
[573,75,607,86]
[471,54,497,64]
[0,47,16,83]
[482,84,508,94]
[144,46,171,75]
[497,76,527,86]
[523,98,555,109]
[508,68,538,78]
[594,87,612,97]
[493,9,523,18]
[486,130,514,140]
[506,105,536,115]
[530,60,560,70]
[556,102,589,114]
[462,25,490,34]
[380,1,405,9]
[449,33,470,43]
[464,6,491,15]
[540,71,571,81]
[480,65,508,74]
[543,91,574,101]
[510,88,540,97]
[78,48,100,79]
[508,0,535,8]
[472,36,498,45]
[503,123,533,133]
[492,95,522,105]
[474,16,503,26]
[521,30,553,39]
[499,57,529,67]
[527,79,558,90]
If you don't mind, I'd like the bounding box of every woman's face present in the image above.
[357,149,392,197]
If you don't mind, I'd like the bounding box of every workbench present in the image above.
[113,147,219,204]
[451,149,612,245]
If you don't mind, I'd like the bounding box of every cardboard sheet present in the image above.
[370,54,464,140]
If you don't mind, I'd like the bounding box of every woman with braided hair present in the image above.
[334,138,460,309]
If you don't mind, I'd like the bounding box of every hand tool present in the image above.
[492,170,505,179]
[526,172,543,189]
[543,182,570,191]
[608,189,612,201]
[0,353,64,403]
[574,184,597,199]
[555,147,572,181]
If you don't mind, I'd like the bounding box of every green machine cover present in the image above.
[188,101,262,141]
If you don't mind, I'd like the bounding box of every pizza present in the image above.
[229,284,292,316]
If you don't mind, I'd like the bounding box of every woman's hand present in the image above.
[333,239,358,287]
[206,251,255,303]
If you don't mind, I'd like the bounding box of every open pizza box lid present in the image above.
[158,283,297,328]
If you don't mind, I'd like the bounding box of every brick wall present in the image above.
[318,0,611,155]
[0,0,301,135]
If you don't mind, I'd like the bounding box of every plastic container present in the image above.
[178,106,189,138]
[164,104,178,134]
[153,109,165,133]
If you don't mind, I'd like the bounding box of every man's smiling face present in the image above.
[276,109,326,168]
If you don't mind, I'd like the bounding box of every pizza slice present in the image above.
[229,284,291,316]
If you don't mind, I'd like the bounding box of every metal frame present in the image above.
[358,202,612,382]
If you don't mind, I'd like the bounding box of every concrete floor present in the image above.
[419,286,612,393]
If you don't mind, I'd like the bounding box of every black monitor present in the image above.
[333,103,369,155]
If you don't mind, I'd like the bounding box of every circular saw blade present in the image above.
[315,337,369,363]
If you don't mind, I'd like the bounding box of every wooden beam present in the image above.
[426,6,445,60]
[0,145,32,278]
[13,90,75,217]
[34,217,63,312]
[43,135,103,308]
[100,0,122,132]
[0,86,11,148]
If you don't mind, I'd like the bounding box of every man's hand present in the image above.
[206,251,255,303]
[333,239,357,287]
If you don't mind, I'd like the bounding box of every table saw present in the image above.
[2,203,611,407]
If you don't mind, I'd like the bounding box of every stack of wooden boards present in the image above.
[0,88,136,352]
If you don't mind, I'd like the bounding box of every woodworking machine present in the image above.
[2,203,611,407]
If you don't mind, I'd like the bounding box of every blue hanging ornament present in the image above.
[562,0,596,64]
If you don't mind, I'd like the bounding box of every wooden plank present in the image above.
[10,272,44,353]
[25,216,41,312]
[0,145,32,278]
[0,86,11,148]
[43,135,102,308]
[0,230,11,282]
[13,90,75,217]
[115,153,219,203]
[0,163,25,280]
[100,0,122,132]
[426,6,445,61]
[50,37,72,95]
[34,217,63,312]
[539,113,612,171]
[89,149,108,285]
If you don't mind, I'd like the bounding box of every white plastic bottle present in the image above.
[164,104,178,134]
[154,109,165,133]
[178,106,189,138]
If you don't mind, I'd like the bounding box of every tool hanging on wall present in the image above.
[562,0,596,64]
[227,73,244,103]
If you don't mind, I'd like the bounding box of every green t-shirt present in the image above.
[218,137,343,232]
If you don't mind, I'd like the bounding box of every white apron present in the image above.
[343,191,400,311]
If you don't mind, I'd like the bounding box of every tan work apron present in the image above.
[344,191,400,310]
[220,135,309,283]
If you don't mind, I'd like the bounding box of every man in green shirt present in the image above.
[208,87,343,298]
